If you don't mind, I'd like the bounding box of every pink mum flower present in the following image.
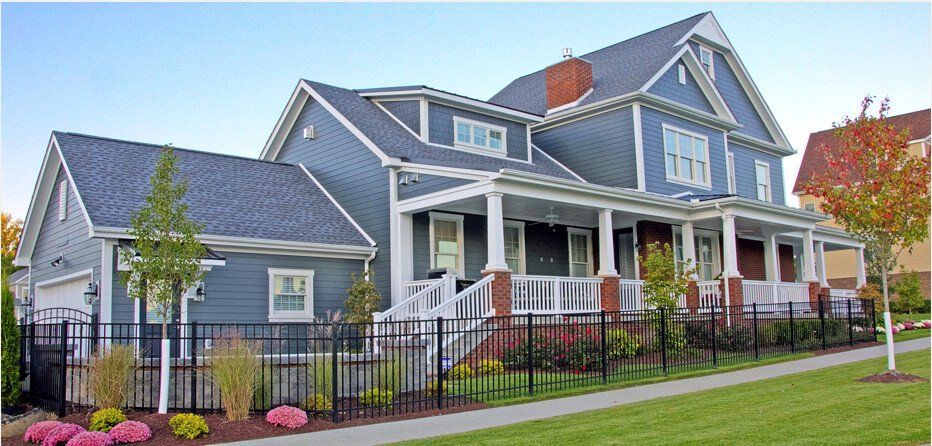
[42,423,85,446]
[107,421,152,444]
[24,421,63,444]
[66,432,113,446]
[266,405,308,429]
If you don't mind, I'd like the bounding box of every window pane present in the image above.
[666,154,678,176]
[273,275,306,312]
[674,233,684,262]
[571,263,589,278]
[694,140,706,161]
[757,184,768,201]
[679,134,693,159]
[664,130,677,154]
[696,161,707,183]
[504,227,520,258]
[570,234,588,263]
[433,219,461,268]
[506,258,520,272]
[456,123,471,144]
[473,126,488,146]
[680,158,693,180]
[435,254,457,270]
[756,164,768,182]
[489,130,503,149]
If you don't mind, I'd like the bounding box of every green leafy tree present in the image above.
[891,271,924,314]
[1,212,24,278]
[1,276,21,407]
[345,270,381,325]
[637,242,695,311]
[804,97,931,372]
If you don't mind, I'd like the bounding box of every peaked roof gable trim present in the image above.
[298,163,377,247]
[639,44,737,123]
[359,86,544,123]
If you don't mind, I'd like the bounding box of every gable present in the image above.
[377,100,421,136]
[647,61,716,114]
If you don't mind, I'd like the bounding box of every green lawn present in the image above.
[399,349,930,446]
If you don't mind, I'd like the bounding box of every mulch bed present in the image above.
[858,371,929,384]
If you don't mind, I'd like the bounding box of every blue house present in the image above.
[15,12,867,327]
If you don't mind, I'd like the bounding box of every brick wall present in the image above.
[636,221,673,279]
[600,276,620,312]
[545,57,593,110]
[779,244,796,282]
[484,270,513,316]
[737,238,766,281]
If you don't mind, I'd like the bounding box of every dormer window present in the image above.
[453,117,506,154]
[699,45,715,80]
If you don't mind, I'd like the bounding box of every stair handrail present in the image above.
[373,275,455,324]
[426,274,495,320]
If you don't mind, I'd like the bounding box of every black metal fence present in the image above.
[19,299,875,420]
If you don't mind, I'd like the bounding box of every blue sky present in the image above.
[2,3,929,218]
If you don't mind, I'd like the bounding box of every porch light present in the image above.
[194,282,206,302]
[50,254,64,267]
[83,281,99,305]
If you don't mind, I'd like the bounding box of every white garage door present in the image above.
[35,275,92,315]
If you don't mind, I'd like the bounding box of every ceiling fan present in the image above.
[528,206,560,227]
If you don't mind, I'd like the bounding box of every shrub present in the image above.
[892,272,925,313]
[1,281,21,406]
[566,337,601,372]
[88,408,125,433]
[605,329,640,359]
[24,421,63,444]
[265,405,308,429]
[501,335,565,371]
[359,388,393,406]
[716,325,753,352]
[447,364,473,380]
[301,393,332,413]
[106,421,151,443]
[41,423,85,446]
[773,319,848,348]
[88,345,137,410]
[65,432,112,446]
[168,413,209,439]
[424,380,447,397]
[475,359,504,375]
[208,332,261,420]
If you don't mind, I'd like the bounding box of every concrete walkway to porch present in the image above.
[222,339,928,446]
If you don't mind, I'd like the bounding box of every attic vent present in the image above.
[303,125,316,140]
[678,65,686,85]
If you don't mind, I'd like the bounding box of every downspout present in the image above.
[364,250,377,281]
[714,203,731,325]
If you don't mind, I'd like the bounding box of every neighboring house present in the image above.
[16,12,866,327]
[794,109,931,298]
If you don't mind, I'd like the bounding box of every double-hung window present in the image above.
[663,125,711,188]
[268,268,314,321]
[503,220,526,274]
[699,45,715,80]
[755,161,772,202]
[453,117,506,154]
[567,228,593,277]
[429,212,464,274]
[672,228,721,281]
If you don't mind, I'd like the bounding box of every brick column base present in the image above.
[598,275,620,313]
[807,281,822,311]
[483,270,512,316]
[686,281,700,313]
[719,277,744,307]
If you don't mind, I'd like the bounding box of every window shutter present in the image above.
[58,180,68,221]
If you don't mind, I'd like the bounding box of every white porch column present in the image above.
[597,209,617,276]
[389,168,414,305]
[801,229,818,282]
[763,234,781,282]
[485,192,509,271]
[855,247,867,288]
[721,214,740,277]
[814,241,829,287]
[681,221,698,280]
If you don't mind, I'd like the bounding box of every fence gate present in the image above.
[24,308,94,415]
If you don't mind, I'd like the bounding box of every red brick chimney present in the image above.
[545,49,593,111]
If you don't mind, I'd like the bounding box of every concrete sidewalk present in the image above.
[222,339,929,446]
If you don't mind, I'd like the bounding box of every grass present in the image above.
[398,349,930,446]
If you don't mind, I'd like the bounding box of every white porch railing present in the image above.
[426,274,496,357]
[402,279,442,300]
[697,280,721,308]
[829,288,861,315]
[619,279,645,311]
[511,275,603,314]
[373,275,456,337]
[742,280,810,306]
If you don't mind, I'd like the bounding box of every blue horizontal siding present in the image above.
[728,141,786,205]
[428,102,529,161]
[648,62,715,114]
[532,107,637,189]
[641,106,729,196]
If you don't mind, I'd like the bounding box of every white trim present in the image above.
[662,123,712,189]
[428,211,465,274]
[530,144,587,183]
[503,219,527,275]
[298,164,376,246]
[358,86,543,123]
[99,240,115,324]
[58,180,68,221]
[452,116,508,155]
[754,160,772,202]
[386,161,494,181]
[33,268,94,289]
[726,151,736,194]
[267,268,315,321]
[727,132,794,157]
[698,44,715,80]
[526,126,533,163]
[546,88,593,115]
[637,45,736,124]
[633,104,646,191]
[567,227,594,277]
[419,98,430,141]
[259,83,310,160]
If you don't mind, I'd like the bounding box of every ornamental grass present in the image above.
[208,332,261,420]
[88,345,137,410]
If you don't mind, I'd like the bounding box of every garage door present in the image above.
[35,275,92,315]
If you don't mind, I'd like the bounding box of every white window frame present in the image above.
[428,212,465,274]
[754,160,772,202]
[567,227,593,278]
[58,180,68,221]
[699,44,715,80]
[677,64,687,85]
[452,116,507,155]
[672,227,722,281]
[503,220,526,274]
[662,124,712,189]
[727,152,736,194]
[267,268,315,322]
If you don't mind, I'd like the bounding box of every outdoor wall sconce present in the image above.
[83,281,99,305]
[50,254,64,267]
[194,282,207,302]
[398,172,420,186]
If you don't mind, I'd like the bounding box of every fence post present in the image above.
[870,299,877,334]
[435,317,444,410]
[788,301,796,354]
[527,313,534,395]
[819,299,826,350]
[330,322,339,423]
[752,303,760,360]
[190,321,197,414]
[600,310,607,384]
[659,308,668,376]
[710,306,717,368]
[90,314,100,355]
[58,320,69,417]
[847,299,854,346]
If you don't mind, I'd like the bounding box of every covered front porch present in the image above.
[387,170,867,319]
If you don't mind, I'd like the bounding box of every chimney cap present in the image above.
[562,48,573,59]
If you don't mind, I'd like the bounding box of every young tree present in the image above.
[119,146,205,411]
[1,212,24,278]
[638,242,695,311]
[804,97,931,374]
[344,270,381,325]
[1,277,20,407]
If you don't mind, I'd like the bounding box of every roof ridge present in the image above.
[55,131,297,167]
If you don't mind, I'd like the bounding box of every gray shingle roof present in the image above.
[303,80,580,181]
[7,268,29,284]
[54,132,372,247]
[489,13,707,115]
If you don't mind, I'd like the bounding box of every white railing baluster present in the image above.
[510,275,602,314]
